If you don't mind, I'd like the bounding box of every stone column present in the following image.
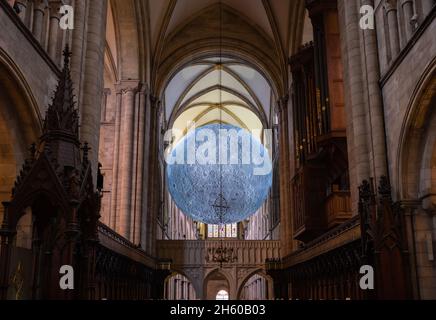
[362,0,388,181]
[278,96,293,256]
[109,89,122,229]
[385,0,401,56]
[146,96,160,255]
[32,0,47,43]
[47,1,61,63]
[80,0,108,181]
[401,0,415,40]
[70,0,87,107]
[140,92,152,249]
[338,0,371,211]
[130,86,147,245]
[116,80,139,239]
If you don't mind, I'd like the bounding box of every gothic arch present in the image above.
[165,269,199,298]
[0,48,41,220]
[157,48,282,101]
[398,56,436,206]
[236,268,273,300]
[154,4,284,98]
[169,85,268,128]
[203,268,233,300]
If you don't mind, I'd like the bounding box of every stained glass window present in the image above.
[207,223,238,238]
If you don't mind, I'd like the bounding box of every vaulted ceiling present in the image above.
[148,0,307,59]
[152,0,307,95]
[166,56,270,142]
[106,0,309,95]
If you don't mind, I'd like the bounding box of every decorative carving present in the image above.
[205,246,238,265]
[0,46,102,300]
[43,45,79,137]
[359,179,375,262]
[357,176,411,299]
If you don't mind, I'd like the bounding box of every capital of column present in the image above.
[400,0,413,5]
[115,80,140,95]
[384,0,398,13]
[48,0,62,18]
[33,0,48,12]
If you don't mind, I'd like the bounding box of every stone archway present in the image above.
[203,268,232,300]
[0,50,41,223]
[398,58,436,204]
[165,271,198,300]
[398,57,436,299]
[236,268,274,300]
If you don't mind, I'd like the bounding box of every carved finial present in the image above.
[43,44,79,137]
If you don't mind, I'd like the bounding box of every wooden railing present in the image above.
[97,222,156,268]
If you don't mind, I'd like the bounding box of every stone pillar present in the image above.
[32,0,47,43]
[400,200,421,299]
[385,0,401,56]
[278,96,293,256]
[338,0,371,211]
[70,0,87,107]
[116,80,139,239]
[362,0,388,181]
[80,0,108,181]
[139,91,153,248]
[401,0,415,40]
[131,86,147,245]
[47,1,61,63]
[146,96,160,255]
[110,89,123,229]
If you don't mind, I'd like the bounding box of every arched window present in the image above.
[216,290,229,300]
[207,223,237,238]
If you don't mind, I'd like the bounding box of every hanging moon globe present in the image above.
[166,124,272,224]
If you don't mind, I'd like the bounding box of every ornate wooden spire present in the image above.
[43,44,79,137]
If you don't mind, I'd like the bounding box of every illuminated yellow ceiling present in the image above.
[165,56,274,145]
